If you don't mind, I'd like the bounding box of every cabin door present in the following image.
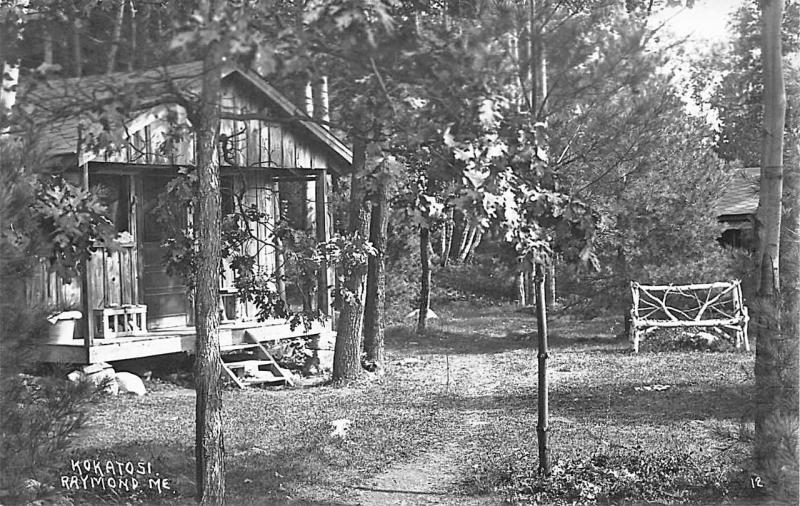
[139,175,190,329]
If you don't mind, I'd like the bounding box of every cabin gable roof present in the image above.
[19,61,352,168]
[715,167,760,221]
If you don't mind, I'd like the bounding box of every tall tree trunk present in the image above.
[333,137,370,381]
[155,2,162,46]
[128,0,136,71]
[441,207,454,267]
[534,262,550,474]
[754,0,789,484]
[417,226,431,333]
[779,138,799,402]
[457,223,477,263]
[455,215,470,263]
[517,269,526,305]
[530,0,551,475]
[139,0,150,70]
[72,18,83,77]
[106,0,125,73]
[193,40,224,505]
[363,181,388,371]
[525,265,534,307]
[312,76,331,129]
[43,31,53,65]
[465,229,483,263]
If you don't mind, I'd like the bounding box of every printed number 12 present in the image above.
[750,475,764,489]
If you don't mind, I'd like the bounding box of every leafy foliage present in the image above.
[30,176,115,281]
[683,0,799,166]
[152,171,377,330]
[1,141,115,286]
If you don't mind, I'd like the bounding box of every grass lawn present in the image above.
[62,302,759,505]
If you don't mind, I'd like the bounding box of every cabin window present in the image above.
[91,174,130,233]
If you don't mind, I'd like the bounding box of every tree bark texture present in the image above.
[754,0,791,485]
[193,42,225,505]
[417,227,431,334]
[363,180,388,371]
[333,137,370,381]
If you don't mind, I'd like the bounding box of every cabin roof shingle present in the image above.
[716,167,760,219]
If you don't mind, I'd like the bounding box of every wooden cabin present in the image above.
[716,167,759,250]
[21,62,348,366]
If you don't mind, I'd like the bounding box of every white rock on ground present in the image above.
[115,371,147,395]
[67,362,119,395]
[693,331,718,345]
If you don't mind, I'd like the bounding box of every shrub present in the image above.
[0,365,97,504]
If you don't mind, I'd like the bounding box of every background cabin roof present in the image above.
[18,61,352,167]
[716,167,760,219]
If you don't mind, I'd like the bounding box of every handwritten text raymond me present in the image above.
[61,460,171,493]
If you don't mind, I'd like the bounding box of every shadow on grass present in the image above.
[386,304,630,357]
[385,326,533,356]
[415,380,754,424]
[387,324,630,357]
[225,449,356,505]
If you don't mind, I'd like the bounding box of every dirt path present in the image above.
[341,353,511,505]
[350,441,497,505]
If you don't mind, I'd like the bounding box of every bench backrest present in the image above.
[630,281,745,323]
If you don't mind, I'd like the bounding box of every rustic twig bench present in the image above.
[629,281,750,352]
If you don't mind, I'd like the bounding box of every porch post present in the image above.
[315,169,330,315]
[80,162,94,351]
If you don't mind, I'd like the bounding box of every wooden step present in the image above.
[223,359,268,370]
[219,342,294,389]
[242,371,284,385]
[221,343,261,352]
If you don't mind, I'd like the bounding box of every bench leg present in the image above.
[632,329,641,353]
[742,323,750,352]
